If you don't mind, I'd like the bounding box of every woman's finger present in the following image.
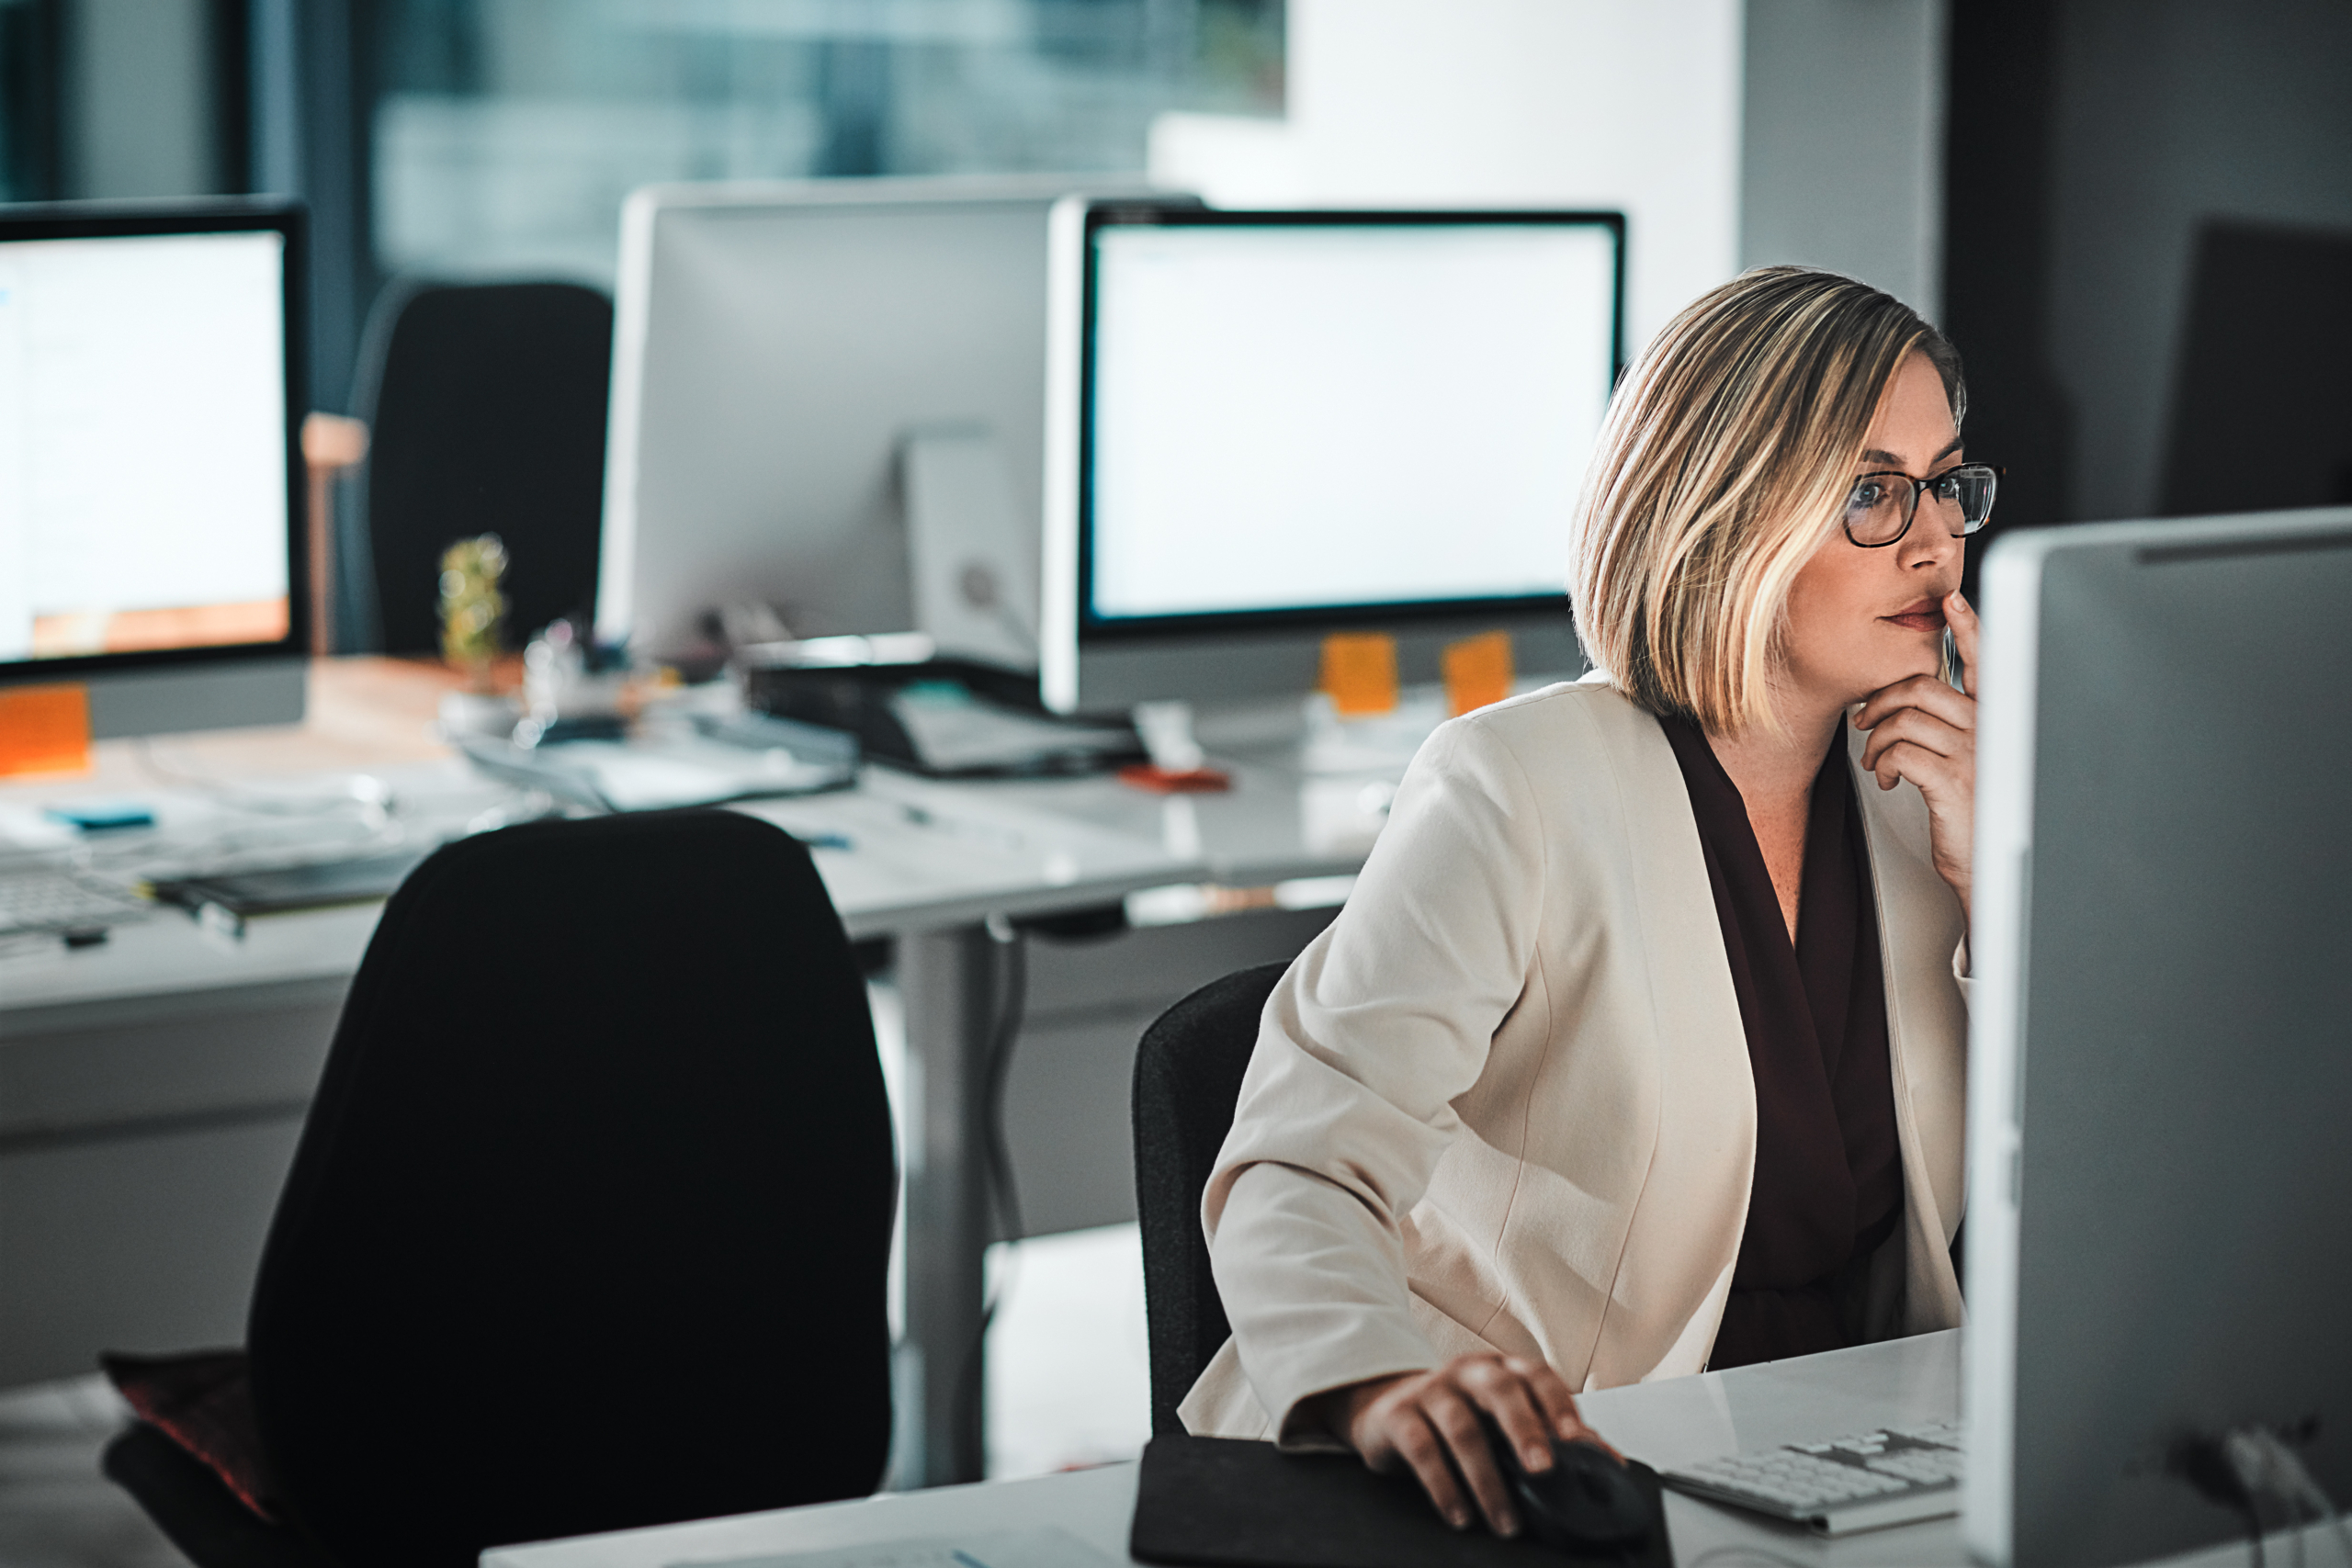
[1513,1363,1624,1461]
[1381,1405,1474,1529]
[1945,589,1981,691]
[1426,1388,1520,1536]
[1853,673,1974,734]
[1462,1359,1556,1472]
[1512,1359,1595,1447]
[1872,738,1966,798]
[1860,707,1966,773]
[1874,738,1940,792]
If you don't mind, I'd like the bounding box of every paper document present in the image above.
[456,731,854,813]
[678,1525,1118,1568]
[888,684,1136,774]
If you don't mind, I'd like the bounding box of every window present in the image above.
[368,0,1283,284]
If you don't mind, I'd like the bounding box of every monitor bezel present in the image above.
[0,198,311,689]
[1072,203,1625,646]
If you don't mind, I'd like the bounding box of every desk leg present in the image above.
[897,925,997,1487]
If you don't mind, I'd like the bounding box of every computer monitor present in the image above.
[0,201,308,737]
[1964,506,2352,1568]
[1041,202,1624,716]
[594,175,1182,670]
[2158,221,2352,517]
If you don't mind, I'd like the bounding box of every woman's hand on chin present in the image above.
[1854,587,1980,919]
[1314,1354,1614,1538]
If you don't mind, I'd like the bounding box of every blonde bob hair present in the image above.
[1568,266,1965,735]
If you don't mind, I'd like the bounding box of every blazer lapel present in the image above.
[1578,689,1757,1381]
[1847,723,1970,1329]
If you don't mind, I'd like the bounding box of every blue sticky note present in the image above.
[45,801,155,833]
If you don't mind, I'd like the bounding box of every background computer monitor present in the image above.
[594,175,1181,670]
[1041,202,1624,716]
[1964,506,2352,1568]
[0,201,308,738]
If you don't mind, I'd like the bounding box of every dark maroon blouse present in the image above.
[1655,714,1905,1369]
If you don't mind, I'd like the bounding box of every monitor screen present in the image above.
[0,225,294,667]
[1080,212,1623,632]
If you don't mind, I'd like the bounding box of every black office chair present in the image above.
[103,810,896,1568]
[1132,961,1287,1436]
[350,280,612,655]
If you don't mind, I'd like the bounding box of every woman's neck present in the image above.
[1703,696,1846,808]
[1703,694,1848,945]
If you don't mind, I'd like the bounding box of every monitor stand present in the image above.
[902,428,1039,673]
[77,657,307,740]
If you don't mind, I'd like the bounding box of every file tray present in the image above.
[740,655,1144,778]
[1131,1435,1674,1568]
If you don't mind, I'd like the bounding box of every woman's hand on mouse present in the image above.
[1853,587,1980,919]
[1315,1354,1617,1538]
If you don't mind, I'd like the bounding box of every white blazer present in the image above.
[1181,676,1969,1443]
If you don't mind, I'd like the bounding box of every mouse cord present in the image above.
[134,738,397,819]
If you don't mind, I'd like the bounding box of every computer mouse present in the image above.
[1497,1431,1653,1554]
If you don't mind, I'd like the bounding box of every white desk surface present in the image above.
[483,1331,2302,1568]
[0,660,1373,1021]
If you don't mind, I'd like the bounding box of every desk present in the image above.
[482,1332,2314,1568]
[0,659,1376,1484]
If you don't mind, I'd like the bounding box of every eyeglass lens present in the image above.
[1844,465,1997,546]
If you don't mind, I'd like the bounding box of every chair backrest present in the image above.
[1132,961,1288,1436]
[354,280,612,656]
[246,810,894,1568]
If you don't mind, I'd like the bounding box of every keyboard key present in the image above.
[1664,1423,1966,1527]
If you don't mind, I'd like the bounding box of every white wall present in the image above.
[1149,0,1744,348]
[1739,0,1945,319]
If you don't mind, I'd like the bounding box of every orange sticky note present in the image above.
[1442,631,1514,716]
[0,683,92,776]
[1320,633,1398,717]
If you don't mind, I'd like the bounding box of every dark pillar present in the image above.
[1944,0,2077,600]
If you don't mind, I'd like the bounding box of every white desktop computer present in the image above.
[1965,506,2352,1566]
[0,201,309,736]
[1041,199,1624,716]
[593,175,1183,671]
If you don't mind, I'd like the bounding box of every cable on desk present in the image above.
[2172,1424,2352,1568]
[134,739,399,821]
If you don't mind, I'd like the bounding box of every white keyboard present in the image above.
[0,868,153,939]
[1662,1420,1964,1535]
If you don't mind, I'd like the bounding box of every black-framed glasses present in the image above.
[1842,463,2003,547]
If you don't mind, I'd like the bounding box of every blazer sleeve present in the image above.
[1203,715,1549,1441]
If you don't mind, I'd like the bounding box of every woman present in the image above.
[1179,267,1991,1540]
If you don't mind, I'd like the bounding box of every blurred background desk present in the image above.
[0,657,1371,1486]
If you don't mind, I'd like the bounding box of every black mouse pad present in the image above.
[1130,1435,1675,1568]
